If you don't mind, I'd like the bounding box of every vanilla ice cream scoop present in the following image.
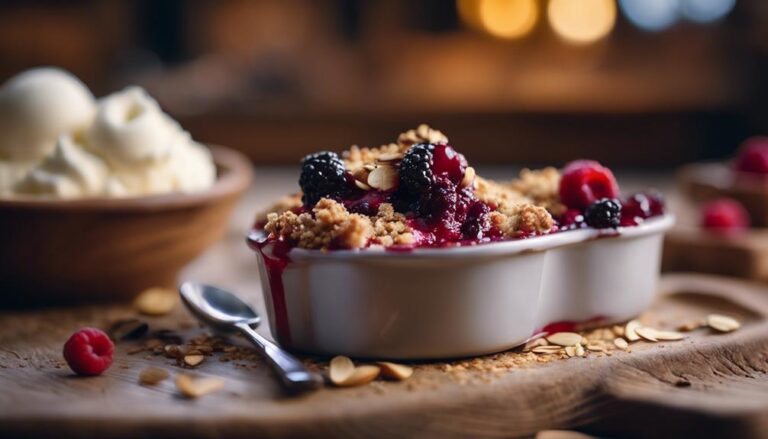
[0,68,96,161]
[87,86,185,166]
[14,135,109,198]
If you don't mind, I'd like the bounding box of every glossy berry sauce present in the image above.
[248,232,293,346]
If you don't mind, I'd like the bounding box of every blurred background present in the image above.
[0,0,765,167]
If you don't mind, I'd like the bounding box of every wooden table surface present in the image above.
[4,168,768,439]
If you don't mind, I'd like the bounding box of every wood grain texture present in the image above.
[1,274,767,439]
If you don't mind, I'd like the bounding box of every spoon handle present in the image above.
[235,322,323,392]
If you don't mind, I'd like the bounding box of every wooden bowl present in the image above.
[0,146,252,307]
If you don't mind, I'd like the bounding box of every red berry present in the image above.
[734,137,768,174]
[431,144,467,184]
[701,198,750,233]
[63,327,114,376]
[559,160,619,210]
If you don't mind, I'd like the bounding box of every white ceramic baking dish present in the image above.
[248,214,674,360]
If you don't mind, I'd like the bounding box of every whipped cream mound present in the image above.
[0,68,216,199]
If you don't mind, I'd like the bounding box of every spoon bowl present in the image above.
[180,282,260,329]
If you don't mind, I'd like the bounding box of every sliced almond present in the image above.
[635,327,658,342]
[367,165,398,191]
[460,167,476,188]
[354,179,372,191]
[184,354,205,367]
[653,330,685,341]
[138,367,169,386]
[377,362,413,381]
[363,164,376,171]
[176,374,225,398]
[329,355,355,385]
[546,332,583,347]
[564,346,576,357]
[613,338,629,351]
[586,344,606,352]
[376,152,404,162]
[575,344,585,357]
[134,287,178,316]
[707,314,741,333]
[677,320,704,332]
[335,365,380,387]
[523,338,548,352]
[532,346,563,354]
[612,325,625,337]
[625,320,642,342]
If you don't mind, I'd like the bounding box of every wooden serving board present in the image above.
[1,273,768,439]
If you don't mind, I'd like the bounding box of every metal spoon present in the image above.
[179,282,323,393]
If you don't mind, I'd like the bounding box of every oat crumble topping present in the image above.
[261,125,568,250]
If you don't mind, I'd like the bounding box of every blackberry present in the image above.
[399,143,434,196]
[584,198,622,229]
[299,151,348,206]
[461,202,491,240]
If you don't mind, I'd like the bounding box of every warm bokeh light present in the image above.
[458,0,539,40]
[619,0,680,32]
[548,0,617,44]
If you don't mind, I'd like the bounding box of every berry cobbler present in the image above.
[256,125,665,250]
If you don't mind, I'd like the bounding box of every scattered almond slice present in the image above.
[523,338,548,352]
[677,320,704,332]
[707,314,741,333]
[134,287,178,316]
[138,367,169,386]
[653,330,685,341]
[612,325,625,337]
[625,320,641,342]
[329,356,355,385]
[564,346,576,357]
[377,362,413,381]
[546,332,583,347]
[184,354,205,367]
[613,338,629,351]
[635,327,659,342]
[532,346,563,354]
[575,344,585,357]
[175,374,225,399]
[586,344,605,352]
[335,365,381,387]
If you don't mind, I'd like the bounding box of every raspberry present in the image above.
[584,198,622,229]
[701,198,749,232]
[398,143,434,196]
[63,327,114,376]
[559,160,619,210]
[734,137,768,174]
[299,151,348,206]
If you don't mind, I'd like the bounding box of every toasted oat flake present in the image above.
[175,374,225,399]
[329,356,355,385]
[134,287,178,316]
[613,338,629,350]
[612,325,625,337]
[377,362,413,381]
[586,344,606,352]
[625,320,642,342]
[635,327,659,342]
[138,367,169,386]
[546,332,583,347]
[184,354,205,367]
[335,365,381,387]
[653,330,685,341]
[707,314,741,333]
